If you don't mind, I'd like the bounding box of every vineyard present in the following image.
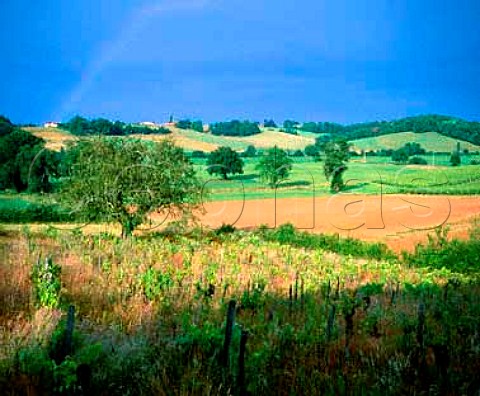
[0,224,479,395]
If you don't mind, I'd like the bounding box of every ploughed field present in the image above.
[194,194,480,252]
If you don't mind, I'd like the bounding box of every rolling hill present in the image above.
[23,126,315,152]
[21,125,480,155]
[350,131,480,153]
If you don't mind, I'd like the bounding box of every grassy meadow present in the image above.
[192,156,480,201]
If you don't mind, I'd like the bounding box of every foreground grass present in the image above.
[0,225,479,395]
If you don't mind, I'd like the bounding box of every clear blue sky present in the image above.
[1,0,479,124]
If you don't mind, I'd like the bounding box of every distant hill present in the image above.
[299,114,480,146]
[350,131,480,153]
[22,126,314,152]
[18,114,480,154]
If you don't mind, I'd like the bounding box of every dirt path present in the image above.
[199,195,480,252]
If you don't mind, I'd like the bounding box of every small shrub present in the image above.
[408,156,428,165]
[31,256,62,308]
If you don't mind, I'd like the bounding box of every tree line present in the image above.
[37,114,480,145]
[297,115,480,145]
[61,116,171,136]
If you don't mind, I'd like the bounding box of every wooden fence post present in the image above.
[221,300,237,368]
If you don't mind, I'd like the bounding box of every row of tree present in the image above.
[175,119,204,132]
[61,116,171,136]
[210,120,261,137]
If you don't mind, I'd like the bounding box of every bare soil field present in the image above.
[199,194,480,252]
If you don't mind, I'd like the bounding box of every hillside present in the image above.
[350,131,480,153]
[23,126,315,152]
[21,123,480,154]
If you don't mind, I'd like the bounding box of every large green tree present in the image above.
[206,146,244,180]
[255,146,293,188]
[0,129,58,192]
[61,138,202,237]
[323,138,350,192]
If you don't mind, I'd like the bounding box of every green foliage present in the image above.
[255,146,293,188]
[190,150,207,158]
[62,115,170,136]
[0,201,70,223]
[0,129,58,192]
[408,156,428,165]
[402,226,480,273]
[260,223,395,261]
[392,143,426,165]
[61,138,202,237]
[206,146,244,179]
[31,256,61,308]
[391,148,409,164]
[0,115,14,137]
[263,119,277,128]
[450,151,461,166]
[304,144,321,158]
[301,121,344,134]
[302,114,480,146]
[282,120,299,134]
[210,120,261,136]
[322,138,350,192]
[176,119,204,132]
[141,268,174,301]
[242,145,257,158]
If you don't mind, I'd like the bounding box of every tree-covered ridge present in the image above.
[210,120,261,137]
[300,115,480,145]
[60,116,171,136]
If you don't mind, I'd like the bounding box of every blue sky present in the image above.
[1,0,479,124]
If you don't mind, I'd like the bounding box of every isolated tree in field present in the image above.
[242,145,257,158]
[61,138,202,237]
[206,146,244,179]
[391,148,409,164]
[256,146,293,188]
[323,138,350,192]
[450,151,461,166]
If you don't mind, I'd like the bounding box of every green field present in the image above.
[193,156,480,201]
